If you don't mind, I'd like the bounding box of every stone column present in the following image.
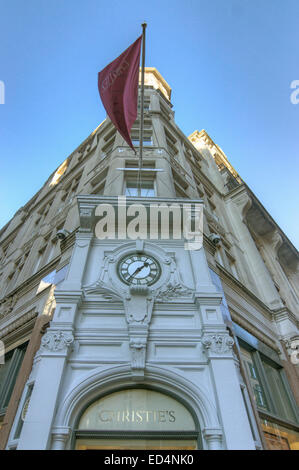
[203,428,223,450]
[189,248,218,294]
[155,153,176,197]
[202,332,255,449]
[17,330,74,450]
[193,246,256,450]
[0,313,52,450]
[61,230,93,291]
[51,427,71,450]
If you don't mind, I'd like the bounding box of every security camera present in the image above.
[56,229,70,241]
[209,233,221,246]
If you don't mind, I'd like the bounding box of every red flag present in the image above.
[98,36,142,152]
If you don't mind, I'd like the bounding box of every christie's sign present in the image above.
[98,409,176,424]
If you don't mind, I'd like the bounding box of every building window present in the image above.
[32,245,47,275]
[241,348,269,411]
[131,136,153,147]
[13,383,34,440]
[125,180,155,197]
[261,358,297,422]
[6,266,18,293]
[239,340,299,450]
[138,98,150,111]
[165,128,178,157]
[0,342,28,418]
[261,420,299,450]
[215,246,225,267]
[225,251,239,280]
[5,251,29,293]
[101,129,116,157]
[61,173,81,207]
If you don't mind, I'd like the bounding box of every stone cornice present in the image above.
[230,309,279,352]
[188,130,241,181]
[240,183,298,259]
[272,306,299,329]
[0,308,37,342]
[214,263,273,320]
[141,67,172,101]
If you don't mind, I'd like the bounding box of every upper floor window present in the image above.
[137,99,150,111]
[125,179,155,197]
[61,173,82,207]
[131,136,153,147]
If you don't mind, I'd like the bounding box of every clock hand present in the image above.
[127,262,149,282]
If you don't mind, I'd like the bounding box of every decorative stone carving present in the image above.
[41,330,74,352]
[283,336,299,364]
[83,279,121,301]
[266,229,284,257]
[0,308,37,339]
[124,290,154,325]
[129,337,147,371]
[83,255,122,301]
[83,246,193,378]
[205,209,226,237]
[156,282,193,300]
[155,255,193,301]
[202,333,234,354]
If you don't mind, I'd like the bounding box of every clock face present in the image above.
[118,254,161,286]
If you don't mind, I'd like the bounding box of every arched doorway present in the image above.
[74,388,200,450]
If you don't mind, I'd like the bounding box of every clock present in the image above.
[118,254,161,286]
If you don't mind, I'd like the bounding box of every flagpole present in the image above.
[137,22,147,197]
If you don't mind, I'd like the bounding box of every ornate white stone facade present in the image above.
[0,68,298,450]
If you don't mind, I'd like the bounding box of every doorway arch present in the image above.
[51,364,223,449]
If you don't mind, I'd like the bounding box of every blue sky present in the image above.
[0,0,298,249]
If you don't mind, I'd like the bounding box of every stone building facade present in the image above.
[0,68,298,450]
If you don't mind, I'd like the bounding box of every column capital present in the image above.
[202,427,223,450]
[202,332,234,358]
[51,427,71,450]
[40,329,74,357]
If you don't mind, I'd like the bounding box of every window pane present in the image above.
[125,182,138,197]
[240,348,269,412]
[0,344,27,411]
[125,181,155,197]
[261,419,299,450]
[0,350,14,405]
[131,138,153,147]
[262,360,296,422]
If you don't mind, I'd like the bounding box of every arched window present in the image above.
[75,388,200,450]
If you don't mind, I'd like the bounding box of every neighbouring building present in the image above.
[0,68,298,450]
